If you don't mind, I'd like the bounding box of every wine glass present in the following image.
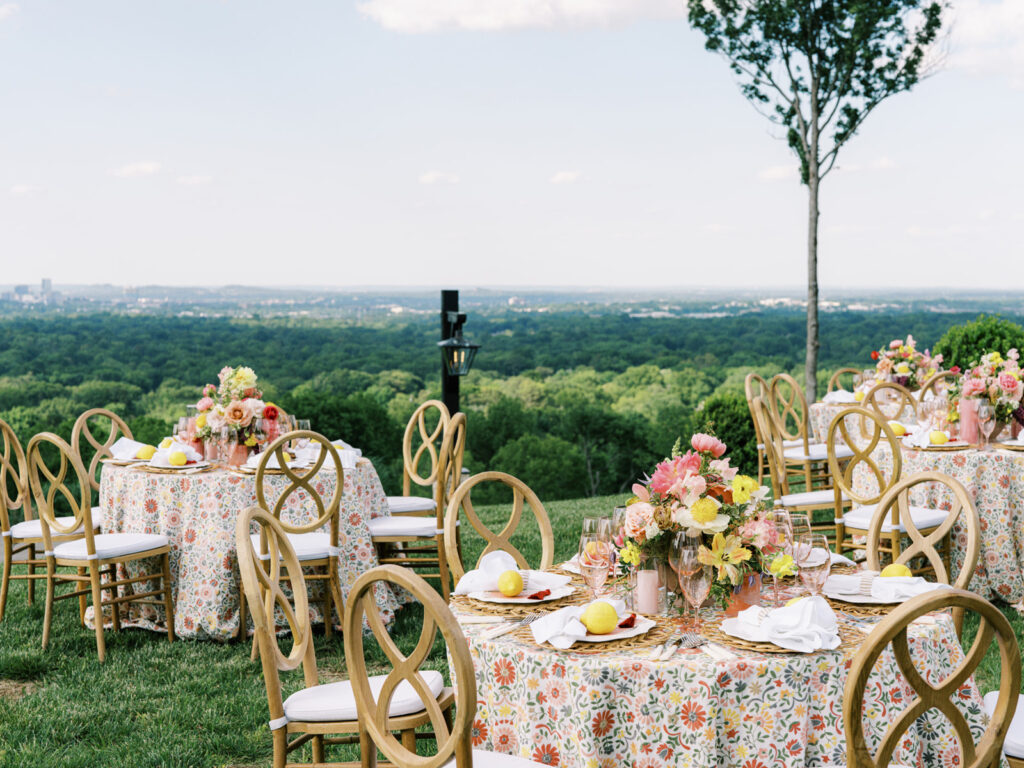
[681,565,713,634]
[175,417,188,440]
[578,534,612,600]
[787,513,812,546]
[596,517,617,580]
[670,532,701,625]
[794,534,832,597]
[765,519,793,607]
[977,402,996,446]
[610,507,627,548]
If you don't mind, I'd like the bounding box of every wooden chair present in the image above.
[71,407,134,528]
[344,564,545,767]
[443,471,554,582]
[238,509,455,768]
[865,471,980,635]
[746,372,806,486]
[241,431,346,652]
[1,418,97,621]
[844,588,1020,768]
[25,432,174,662]
[386,400,450,516]
[861,381,918,430]
[754,396,848,538]
[918,370,958,403]
[827,367,860,393]
[369,412,465,600]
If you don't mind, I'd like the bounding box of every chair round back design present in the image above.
[344,565,475,768]
[0,419,29,534]
[443,471,554,582]
[827,367,860,393]
[254,431,343,538]
[768,373,811,446]
[862,381,918,426]
[435,412,467,525]
[844,588,1020,768]
[751,396,791,498]
[918,371,958,403]
[827,406,903,509]
[71,408,133,494]
[401,400,451,497]
[25,433,94,555]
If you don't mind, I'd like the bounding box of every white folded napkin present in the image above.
[794,545,832,568]
[110,436,148,460]
[150,440,203,466]
[824,572,951,602]
[453,551,571,596]
[1000,437,1024,447]
[823,389,857,404]
[830,551,856,567]
[906,423,940,448]
[246,452,306,470]
[721,596,840,653]
[531,598,628,650]
[331,439,362,457]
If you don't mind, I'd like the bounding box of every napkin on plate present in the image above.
[150,440,203,467]
[906,423,943,449]
[245,452,308,470]
[110,436,148,460]
[720,596,840,653]
[822,389,858,404]
[331,438,362,456]
[531,598,628,650]
[830,551,856,567]
[453,551,571,596]
[824,572,951,602]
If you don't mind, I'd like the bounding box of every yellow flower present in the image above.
[244,435,257,447]
[619,542,640,567]
[690,497,720,524]
[698,532,752,584]
[233,366,258,390]
[769,553,797,578]
[195,412,207,430]
[731,475,758,504]
[895,363,910,374]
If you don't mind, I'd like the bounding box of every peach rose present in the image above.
[691,433,727,457]
[224,399,255,427]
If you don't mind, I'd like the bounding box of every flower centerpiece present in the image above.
[869,334,942,391]
[618,432,780,610]
[194,366,274,463]
[948,350,1024,439]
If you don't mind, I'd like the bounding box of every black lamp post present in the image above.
[438,289,480,415]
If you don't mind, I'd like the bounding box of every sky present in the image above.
[0,0,1022,290]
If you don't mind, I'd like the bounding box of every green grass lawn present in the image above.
[0,492,1019,768]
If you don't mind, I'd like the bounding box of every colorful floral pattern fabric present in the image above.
[851,442,1024,603]
[453,611,994,768]
[99,460,396,640]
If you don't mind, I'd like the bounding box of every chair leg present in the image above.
[400,728,417,753]
[359,730,377,768]
[437,536,451,601]
[27,543,35,604]
[89,562,107,663]
[236,585,248,643]
[42,559,55,651]
[313,734,326,764]
[273,728,288,768]
[757,447,765,485]
[322,568,333,639]
[329,567,345,635]
[77,567,88,626]
[162,553,176,643]
[0,538,11,622]
[109,566,122,634]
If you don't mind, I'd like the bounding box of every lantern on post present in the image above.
[438,290,480,414]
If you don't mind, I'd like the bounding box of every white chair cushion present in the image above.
[784,442,854,461]
[443,751,548,767]
[53,533,168,561]
[984,691,1024,758]
[10,515,99,539]
[779,490,848,508]
[368,516,458,538]
[757,439,805,450]
[91,506,104,528]
[387,496,437,514]
[283,670,444,723]
[842,504,949,533]
[250,532,331,562]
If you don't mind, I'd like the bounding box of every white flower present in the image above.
[672,506,730,536]
[248,399,266,418]
[644,521,661,540]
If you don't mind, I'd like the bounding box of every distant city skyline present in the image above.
[1,1,1021,289]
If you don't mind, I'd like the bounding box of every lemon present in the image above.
[854,391,865,402]
[888,421,907,437]
[930,431,949,445]
[580,601,618,635]
[880,563,912,578]
[160,438,174,449]
[135,445,156,460]
[785,596,806,607]
[497,570,523,597]
[168,450,188,467]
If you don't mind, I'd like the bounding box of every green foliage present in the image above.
[701,393,757,476]
[127,416,172,446]
[484,434,588,502]
[934,314,1024,370]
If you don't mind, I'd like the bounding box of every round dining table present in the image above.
[450,581,992,768]
[98,458,398,640]
[851,440,1024,603]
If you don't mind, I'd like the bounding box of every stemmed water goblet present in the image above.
[669,532,701,626]
[764,517,793,607]
[578,534,612,600]
[681,565,713,634]
[794,533,832,597]
[976,402,996,447]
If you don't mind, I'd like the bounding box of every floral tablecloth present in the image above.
[99,460,396,640]
[453,605,992,768]
[809,402,861,444]
[852,442,1024,603]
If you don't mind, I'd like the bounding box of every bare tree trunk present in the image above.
[805,169,820,403]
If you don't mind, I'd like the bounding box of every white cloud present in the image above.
[10,184,42,197]
[109,161,161,178]
[177,175,213,186]
[549,170,580,184]
[357,0,683,33]
[0,3,19,23]
[418,170,459,185]
[757,165,798,181]
[949,0,1024,88]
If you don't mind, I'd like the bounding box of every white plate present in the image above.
[102,458,148,465]
[574,615,655,644]
[146,460,211,470]
[822,590,899,605]
[901,438,969,449]
[467,585,575,605]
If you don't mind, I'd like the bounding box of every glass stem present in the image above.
[772,574,781,608]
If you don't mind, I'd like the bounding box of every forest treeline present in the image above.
[0,309,1005,502]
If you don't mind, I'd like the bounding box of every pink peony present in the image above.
[650,453,701,495]
[691,433,727,458]
[889,339,902,349]
[623,503,655,542]
[631,483,651,503]
[1010,349,1020,361]
[962,378,987,398]
[998,372,1019,393]
[738,516,773,551]
[196,396,214,412]
[709,458,738,483]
